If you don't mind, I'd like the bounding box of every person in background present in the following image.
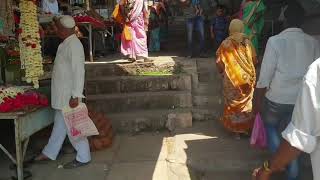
[210,5,229,51]
[216,19,257,138]
[148,3,161,52]
[231,0,246,19]
[157,0,169,50]
[120,0,151,62]
[114,22,123,52]
[242,0,266,54]
[254,2,320,179]
[34,16,91,169]
[191,0,202,17]
[41,0,59,15]
[182,0,205,58]
[253,57,320,180]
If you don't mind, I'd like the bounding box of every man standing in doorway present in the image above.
[34,15,91,169]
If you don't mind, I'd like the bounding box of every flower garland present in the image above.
[0,87,25,104]
[18,0,44,89]
[0,86,49,112]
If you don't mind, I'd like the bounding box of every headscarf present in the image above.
[228,19,247,43]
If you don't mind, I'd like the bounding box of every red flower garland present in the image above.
[0,91,49,112]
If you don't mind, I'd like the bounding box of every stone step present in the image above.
[192,107,222,121]
[197,67,218,74]
[193,83,222,96]
[86,91,192,113]
[198,71,222,83]
[85,61,176,78]
[106,109,192,133]
[85,75,191,95]
[193,95,223,107]
[85,63,131,77]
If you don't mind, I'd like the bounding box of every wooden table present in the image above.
[77,21,114,62]
[0,107,54,180]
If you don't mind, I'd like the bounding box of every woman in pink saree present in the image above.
[120,0,149,62]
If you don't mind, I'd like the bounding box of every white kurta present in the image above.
[43,34,90,163]
[282,58,320,180]
[51,34,85,110]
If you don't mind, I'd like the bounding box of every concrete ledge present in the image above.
[106,108,192,133]
[86,91,192,113]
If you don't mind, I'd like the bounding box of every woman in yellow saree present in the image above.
[216,19,257,137]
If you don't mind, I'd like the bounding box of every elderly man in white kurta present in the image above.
[253,58,320,180]
[35,15,91,169]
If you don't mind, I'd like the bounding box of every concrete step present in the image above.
[107,108,192,133]
[85,63,131,77]
[85,75,191,95]
[193,95,223,107]
[193,83,222,96]
[86,91,192,113]
[85,61,176,78]
[197,71,222,83]
[192,107,222,121]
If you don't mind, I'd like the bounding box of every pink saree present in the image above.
[121,0,148,59]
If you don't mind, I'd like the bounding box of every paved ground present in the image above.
[0,120,313,180]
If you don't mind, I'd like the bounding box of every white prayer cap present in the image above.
[59,15,76,29]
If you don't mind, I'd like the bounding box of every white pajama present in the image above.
[42,110,91,163]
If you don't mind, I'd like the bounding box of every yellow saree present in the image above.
[216,29,257,134]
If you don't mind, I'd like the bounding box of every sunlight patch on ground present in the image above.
[175,133,219,148]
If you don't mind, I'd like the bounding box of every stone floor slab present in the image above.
[30,163,108,180]
[114,132,169,163]
[106,161,168,180]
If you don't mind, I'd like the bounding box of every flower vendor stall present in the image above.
[0,1,54,180]
[0,0,116,178]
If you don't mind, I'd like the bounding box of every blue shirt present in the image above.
[212,16,228,44]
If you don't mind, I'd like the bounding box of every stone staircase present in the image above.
[192,58,223,122]
[85,62,194,133]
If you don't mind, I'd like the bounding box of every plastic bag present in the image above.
[63,103,99,142]
[250,113,267,149]
[123,24,132,41]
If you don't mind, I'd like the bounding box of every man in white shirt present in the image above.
[34,15,91,169]
[253,57,320,180]
[254,1,320,179]
[42,0,59,15]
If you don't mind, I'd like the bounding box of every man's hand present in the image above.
[69,97,79,108]
[253,99,262,115]
[252,168,271,180]
[253,88,266,115]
